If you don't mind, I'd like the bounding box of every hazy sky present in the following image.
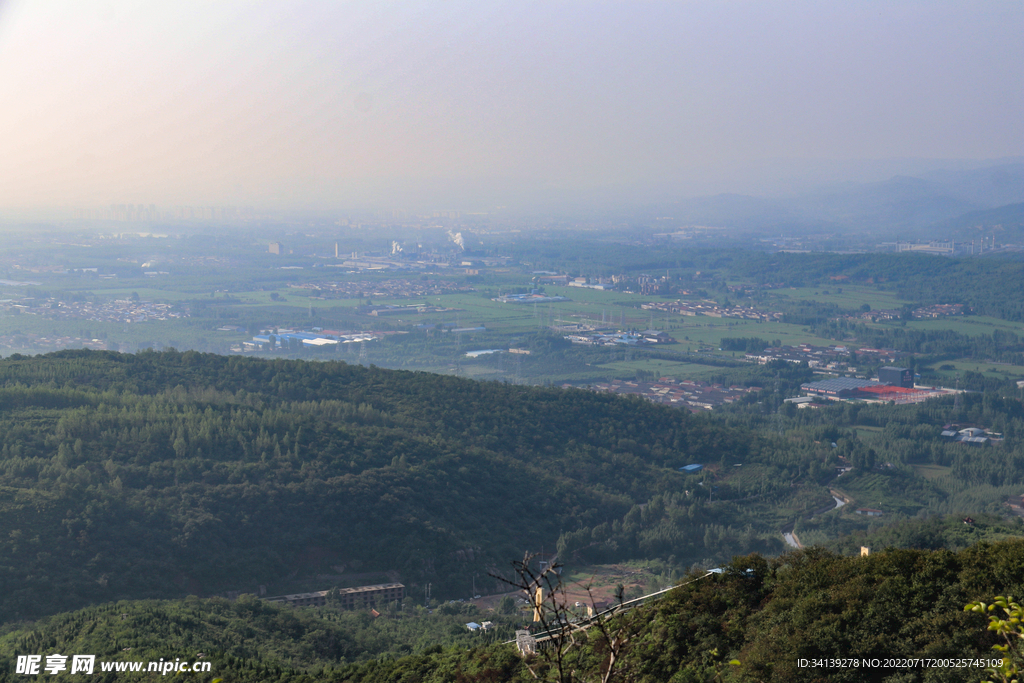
[0,1,1021,212]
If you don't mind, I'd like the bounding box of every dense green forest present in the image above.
[1,348,1023,683]
[0,349,764,620]
[342,538,1024,682]
[0,350,1022,626]
[0,593,521,681]
[2,538,1022,682]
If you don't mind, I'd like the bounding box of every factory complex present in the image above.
[800,367,958,405]
[245,328,380,352]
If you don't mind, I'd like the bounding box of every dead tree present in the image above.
[492,553,640,683]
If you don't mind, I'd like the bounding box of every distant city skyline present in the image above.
[0,1,1021,214]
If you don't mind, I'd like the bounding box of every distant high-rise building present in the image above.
[269,242,283,255]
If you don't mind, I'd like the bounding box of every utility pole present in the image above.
[953,374,962,416]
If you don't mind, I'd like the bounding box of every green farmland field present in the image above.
[768,285,913,311]
[902,315,1024,337]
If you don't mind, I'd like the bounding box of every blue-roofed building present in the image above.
[679,464,703,474]
[252,331,339,350]
[278,332,318,342]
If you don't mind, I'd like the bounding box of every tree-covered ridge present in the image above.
[0,594,519,682]
[0,350,757,620]
[722,251,1024,321]
[2,349,1022,630]
[348,540,1024,682]
[505,245,1024,322]
[821,514,1024,555]
[3,540,1022,682]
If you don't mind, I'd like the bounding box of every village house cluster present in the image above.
[641,299,782,322]
[574,377,760,411]
[1,298,187,323]
[0,333,111,353]
[288,278,474,299]
[939,426,1002,446]
[746,343,905,368]
[847,303,965,322]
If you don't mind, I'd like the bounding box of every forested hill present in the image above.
[351,540,1024,682]
[0,350,752,620]
[2,540,1021,682]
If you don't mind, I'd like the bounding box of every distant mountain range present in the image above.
[662,162,1024,238]
[929,201,1024,245]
